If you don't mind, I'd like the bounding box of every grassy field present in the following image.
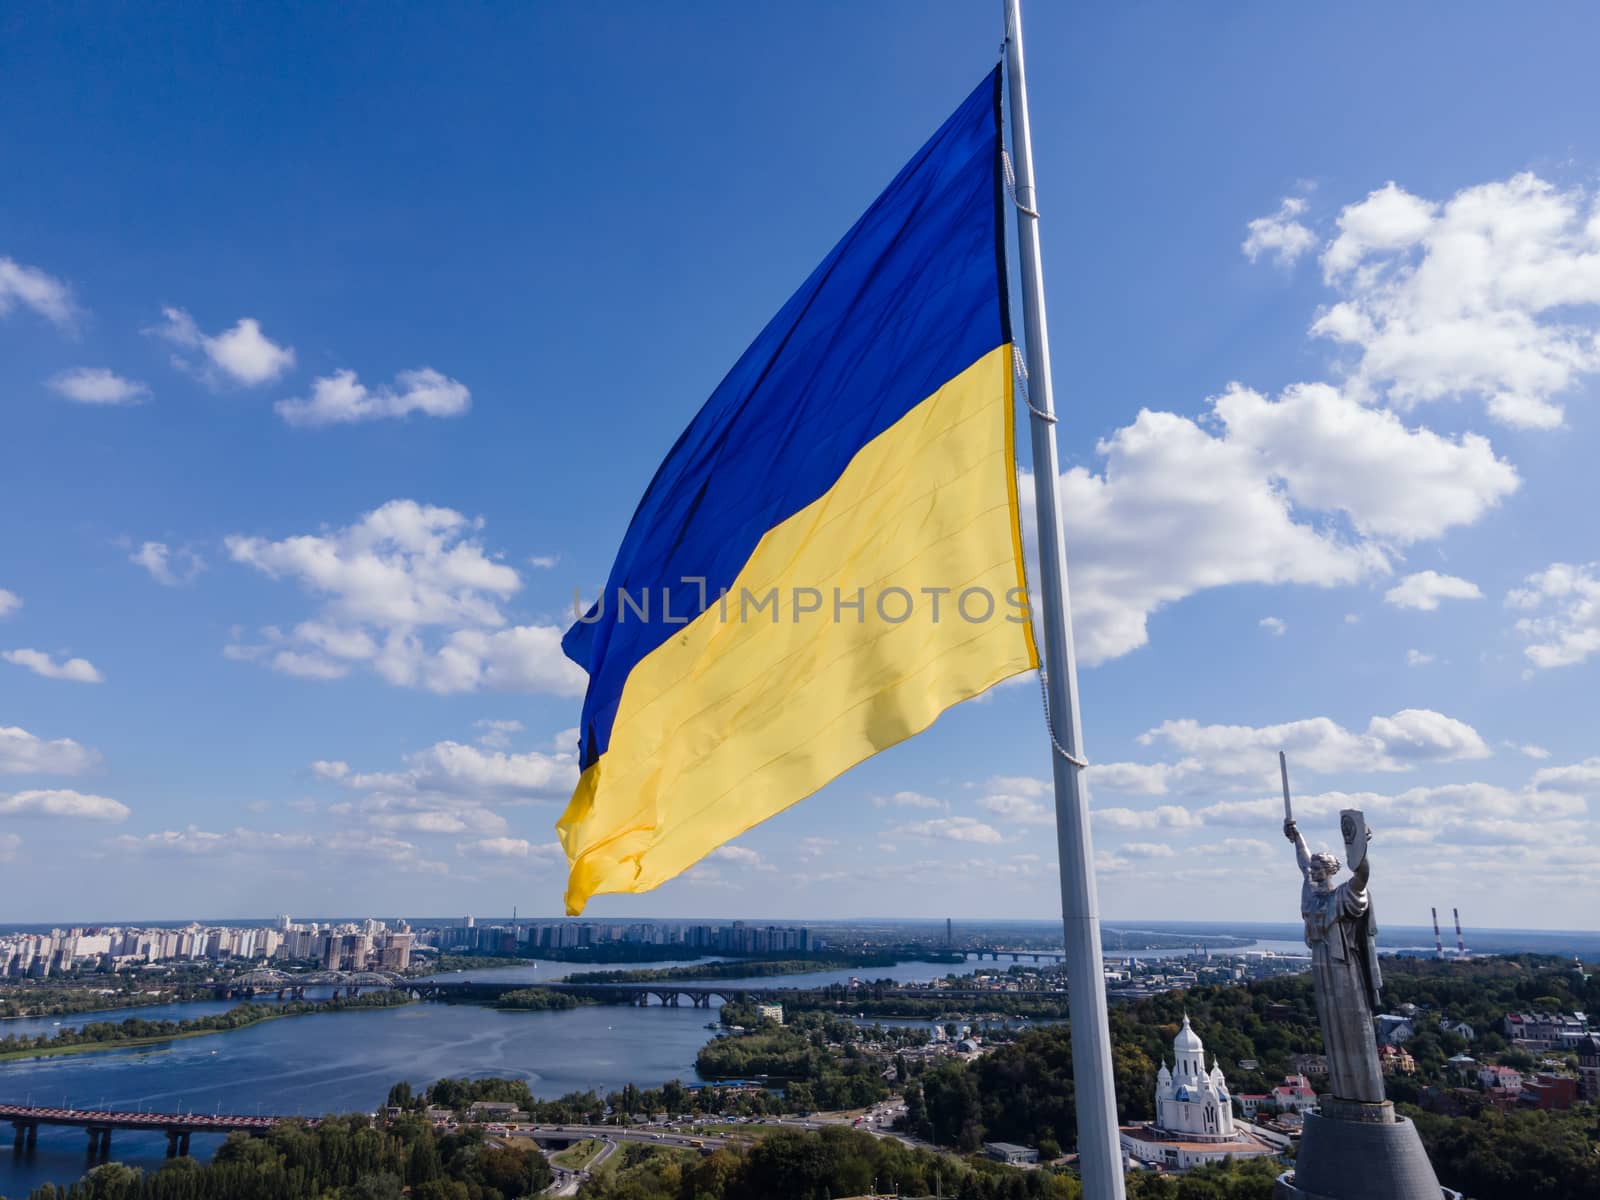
[0,1024,233,1062]
[550,1138,605,1170]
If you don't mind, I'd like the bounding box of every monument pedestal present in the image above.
[1273,1106,1460,1200]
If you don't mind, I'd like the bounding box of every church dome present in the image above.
[1174,1014,1203,1055]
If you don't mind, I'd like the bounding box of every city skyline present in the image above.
[5,4,1600,927]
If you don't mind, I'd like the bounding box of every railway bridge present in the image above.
[222,968,403,1000]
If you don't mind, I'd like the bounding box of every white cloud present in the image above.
[1530,757,1600,797]
[1033,381,1514,664]
[1259,616,1286,636]
[1084,761,1178,796]
[1507,562,1600,669]
[0,789,129,821]
[1315,174,1600,429]
[1211,383,1518,543]
[1508,742,1550,760]
[1406,649,1434,667]
[1321,182,1438,278]
[1385,570,1483,611]
[528,555,560,569]
[1136,707,1489,786]
[2,648,104,683]
[421,625,584,695]
[0,589,18,619]
[112,826,318,856]
[1017,175,1568,667]
[871,790,946,811]
[984,775,1051,797]
[0,725,99,775]
[0,256,77,329]
[130,542,204,587]
[976,790,1053,826]
[367,807,506,835]
[890,816,1005,844]
[148,307,295,386]
[708,845,774,871]
[475,719,524,749]
[269,649,348,679]
[1106,764,1594,864]
[1118,841,1177,859]
[0,832,17,862]
[275,367,470,428]
[313,736,576,841]
[113,825,446,873]
[1242,196,1316,267]
[48,368,149,406]
[227,498,516,629]
[1093,805,1201,833]
[225,499,585,696]
[457,836,562,860]
[379,740,578,798]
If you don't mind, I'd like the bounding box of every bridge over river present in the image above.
[0,1102,298,1161]
[414,979,1067,1008]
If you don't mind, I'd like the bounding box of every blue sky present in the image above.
[4,2,1600,927]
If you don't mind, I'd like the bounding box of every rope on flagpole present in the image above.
[1014,351,1076,765]
[1013,345,1055,424]
[1002,148,1040,218]
[1037,668,1089,769]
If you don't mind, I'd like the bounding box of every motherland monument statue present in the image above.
[1271,753,1461,1200]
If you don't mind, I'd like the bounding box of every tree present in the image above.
[348,1173,404,1200]
[662,1079,688,1115]
[482,1144,550,1198]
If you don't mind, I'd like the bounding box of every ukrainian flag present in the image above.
[557,70,1038,914]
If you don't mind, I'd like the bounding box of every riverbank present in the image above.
[0,956,959,1194]
[0,986,198,1023]
[0,992,412,1062]
[566,951,961,986]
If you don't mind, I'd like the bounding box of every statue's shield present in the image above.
[1340,808,1368,873]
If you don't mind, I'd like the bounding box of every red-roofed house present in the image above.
[1379,1044,1416,1075]
[1270,1073,1318,1114]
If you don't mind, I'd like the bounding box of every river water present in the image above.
[0,957,959,1195]
[0,945,1300,1195]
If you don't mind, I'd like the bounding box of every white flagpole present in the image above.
[1004,2,1126,1196]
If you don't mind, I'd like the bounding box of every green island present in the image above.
[0,991,411,1062]
[490,987,587,1011]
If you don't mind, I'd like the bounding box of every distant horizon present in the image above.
[2,914,1591,938]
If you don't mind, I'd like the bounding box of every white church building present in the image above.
[1120,1016,1276,1172]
